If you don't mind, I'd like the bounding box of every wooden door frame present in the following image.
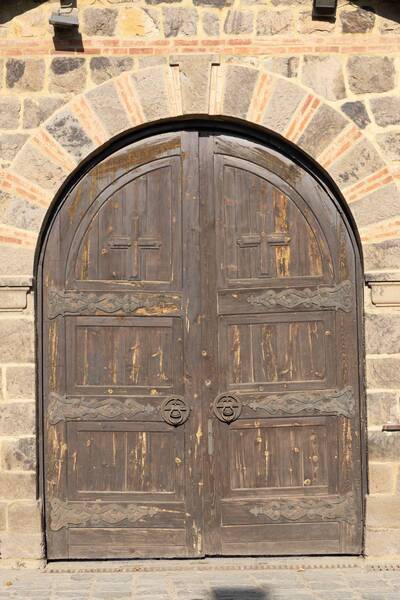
[35,117,367,559]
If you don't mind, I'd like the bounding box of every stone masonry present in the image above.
[0,0,400,562]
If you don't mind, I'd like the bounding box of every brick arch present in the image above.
[1,58,399,275]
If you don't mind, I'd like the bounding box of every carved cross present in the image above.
[236,232,291,277]
[107,217,161,279]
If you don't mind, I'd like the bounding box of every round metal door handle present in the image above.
[161,396,190,426]
[213,393,242,423]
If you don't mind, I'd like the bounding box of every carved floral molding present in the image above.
[247,280,353,312]
[249,493,356,524]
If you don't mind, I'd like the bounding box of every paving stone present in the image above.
[83,8,117,36]
[341,101,370,129]
[347,56,395,94]
[340,7,375,33]
[302,55,345,101]
[90,57,133,85]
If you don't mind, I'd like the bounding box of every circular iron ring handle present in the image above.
[161,396,190,426]
[213,393,242,424]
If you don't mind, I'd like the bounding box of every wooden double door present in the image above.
[41,130,364,559]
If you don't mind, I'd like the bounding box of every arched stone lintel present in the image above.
[1,57,400,276]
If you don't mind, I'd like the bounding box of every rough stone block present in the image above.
[202,12,219,36]
[256,9,292,36]
[341,101,370,130]
[368,431,400,461]
[6,58,45,92]
[0,191,45,233]
[367,495,400,528]
[12,143,68,192]
[366,313,400,355]
[171,55,217,114]
[120,8,161,37]
[131,67,170,121]
[7,501,42,533]
[367,391,399,428]
[46,109,94,163]
[0,133,28,165]
[86,83,130,137]
[262,57,299,79]
[0,403,35,437]
[0,503,6,531]
[298,104,347,159]
[366,527,400,556]
[0,247,34,277]
[49,58,86,94]
[347,56,395,94]
[224,10,253,34]
[370,96,400,127]
[6,365,35,400]
[369,462,395,494]
[297,11,335,34]
[340,7,375,33]
[0,96,20,129]
[0,318,34,363]
[302,55,345,101]
[364,239,400,271]
[262,78,306,134]
[328,139,384,189]
[193,0,233,6]
[367,356,400,389]
[376,132,400,161]
[223,66,258,119]
[83,8,117,36]
[163,7,197,37]
[0,532,44,560]
[89,56,133,85]
[1,436,36,472]
[351,184,400,230]
[0,472,36,501]
[23,96,65,129]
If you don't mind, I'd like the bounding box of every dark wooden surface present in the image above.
[41,130,364,559]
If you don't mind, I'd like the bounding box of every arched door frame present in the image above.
[35,117,367,557]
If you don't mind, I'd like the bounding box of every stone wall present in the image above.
[0,0,400,561]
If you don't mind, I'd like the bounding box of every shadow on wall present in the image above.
[348,1,400,23]
[0,0,48,25]
[211,589,269,600]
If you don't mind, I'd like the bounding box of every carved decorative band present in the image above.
[247,280,353,312]
[49,498,160,531]
[249,493,356,524]
[246,386,355,419]
[47,392,157,425]
[47,290,181,319]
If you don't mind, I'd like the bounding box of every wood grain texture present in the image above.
[41,130,364,559]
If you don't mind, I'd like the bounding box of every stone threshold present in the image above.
[40,556,400,574]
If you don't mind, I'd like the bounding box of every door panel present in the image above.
[42,129,364,559]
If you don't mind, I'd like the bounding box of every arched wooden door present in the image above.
[40,129,364,559]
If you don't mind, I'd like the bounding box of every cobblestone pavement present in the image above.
[0,559,399,600]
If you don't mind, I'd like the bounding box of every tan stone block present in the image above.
[131,67,170,121]
[369,282,400,308]
[7,501,42,533]
[12,143,68,193]
[120,8,160,37]
[367,357,400,388]
[0,502,6,531]
[369,431,400,461]
[367,494,400,528]
[365,528,400,557]
[1,436,36,471]
[223,65,258,119]
[0,318,34,363]
[262,78,306,134]
[0,532,44,560]
[0,472,36,501]
[369,462,395,494]
[5,365,35,400]
[86,82,130,137]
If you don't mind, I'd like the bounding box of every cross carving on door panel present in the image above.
[107,216,161,279]
[236,232,291,276]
